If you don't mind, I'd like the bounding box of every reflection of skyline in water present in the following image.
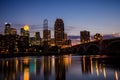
[0,55,119,80]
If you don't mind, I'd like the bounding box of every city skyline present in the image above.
[0,0,120,38]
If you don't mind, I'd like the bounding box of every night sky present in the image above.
[0,0,120,37]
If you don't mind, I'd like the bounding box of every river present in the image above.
[0,54,120,80]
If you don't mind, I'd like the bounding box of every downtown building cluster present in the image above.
[0,18,71,53]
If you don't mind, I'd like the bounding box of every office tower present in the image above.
[54,18,64,46]
[35,32,40,40]
[20,25,29,37]
[4,23,11,35]
[80,30,90,44]
[10,28,17,35]
[34,32,41,45]
[43,19,48,41]
[4,23,17,35]
[43,19,51,45]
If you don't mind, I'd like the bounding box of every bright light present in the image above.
[5,22,8,24]
[24,25,29,31]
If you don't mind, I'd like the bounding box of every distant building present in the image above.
[43,29,51,41]
[4,23,11,35]
[80,30,90,44]
[54,18,64,46]
[64,33,67,41]
[29,37,36,46]
[4,23,17,35]
[10,28,17,35]
[34,32,41,45]
[20,25,29,37]
[50,38,55,46]
[0,34,19,53]
[43,19,51,46]
[94,33,103,41]
[35,32,40,40]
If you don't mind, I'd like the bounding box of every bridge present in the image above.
[71,37,120,54]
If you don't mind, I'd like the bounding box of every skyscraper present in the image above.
[35,32,40,40]
[54,18,64,46]
[34,32,41,45]
[4,23,17,35]
[43,19,51,52]
[43,19,51,45]
[43,19,49,41]
[80,30,90,44]
[20,25,29,37]
[4,23,11,35]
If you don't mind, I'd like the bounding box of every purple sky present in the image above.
[0,0,120,38]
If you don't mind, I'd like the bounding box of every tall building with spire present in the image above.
[43,19,51,44]
[54,18,64,46]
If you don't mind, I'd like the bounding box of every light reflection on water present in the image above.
[0,55,120,80]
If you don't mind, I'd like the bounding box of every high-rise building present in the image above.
[4,23,17,35]
[43,19,51,46]
[80,30,90,44]
[4,23,11,35]
[10,28,17,35]
[20,25,29,37]
[34,32,41,45]
[54,18,64,46]
[35,32,40,40]
[43,30,51,40]
[43,19,49,41]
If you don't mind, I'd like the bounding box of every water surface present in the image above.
[0,55,120,80]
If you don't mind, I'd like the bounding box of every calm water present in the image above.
[0,55,120,80]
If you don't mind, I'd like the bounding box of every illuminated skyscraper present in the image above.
[43,19,51,52]
[80,30,90,44]
[4,23,17,35]
[54,18,64,46]
[43,19,51,45]
[4,23,11,35]
[43,19,49,41]
[21,25,29,37]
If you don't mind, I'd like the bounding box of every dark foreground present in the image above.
[0,54,120,80]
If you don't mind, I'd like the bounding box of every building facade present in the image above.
[54,18,64,46]
[20,25,29,37]
[4,23,17,35]
[80,30,90,44]
[43,19,51,46]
